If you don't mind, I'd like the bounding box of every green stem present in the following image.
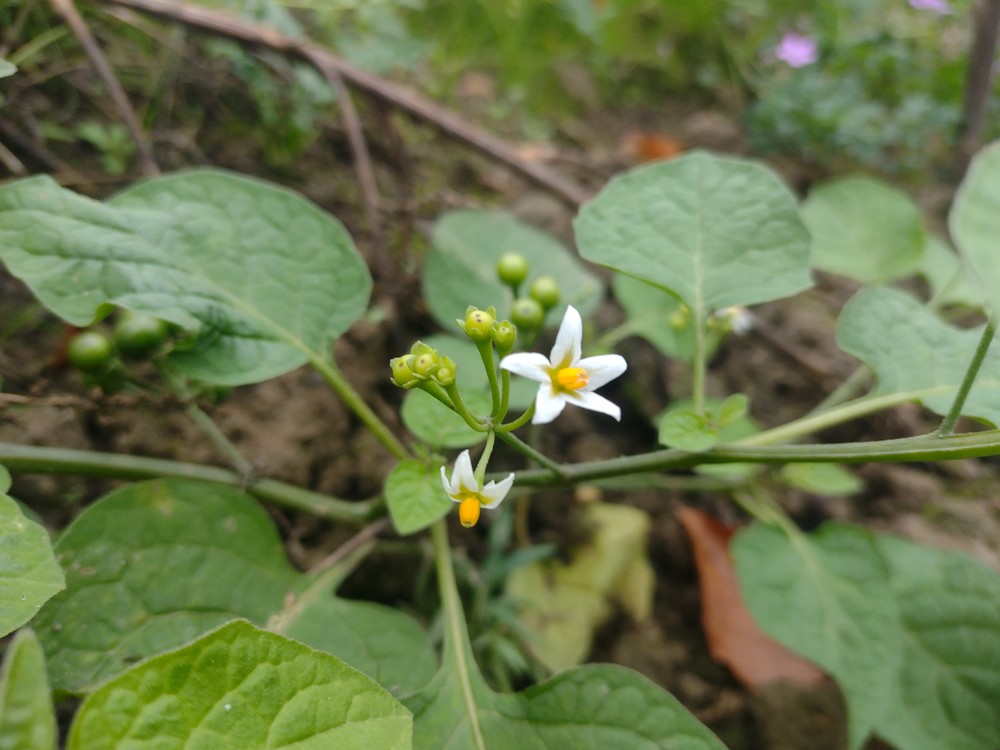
[496,402,536,432]
[308,354,409,461]
[474,431,496,485]
[937,317,997,436]
[430,520,487,750]
[692,312,707,415]
[445,383,488,432]
[495,430,567,477]
[475,339,501,417]
[419,380,456,410]
[810,366,870,414]
[497,368,511,421]
[184,403,254,480]
[0,442,376,523]
[508,429,1000,487]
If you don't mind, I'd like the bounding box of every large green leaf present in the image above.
[0,629,57,750]
[734,522,1000,750]
[732,522,896,749]
[423,209,603,332]
[0,494,64,638]
[0,170,371,385]
[837,287,1000,425]
[951,141,1000,315]
[33,479,435,694]
[406,623,723,750]
[801,175,925,284]
[68,620,412,750]
[401,389,491,449]
[919,235,983,310]
[574,151,812,317]
[873,535,1000,750]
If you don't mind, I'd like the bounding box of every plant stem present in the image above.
[445,383,488,432]
[475,339,501,417]
[430,519,487,750]
[474,431,496,484]
[692,313,707,415]
[496,402,535,432]
[0,442,376,523]
[937,317,997,436]
[184,403,255,480]
[810,366,871,414]
[308,353,410,460]
[508,429,1000,487]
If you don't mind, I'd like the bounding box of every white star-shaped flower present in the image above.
[440,449,515,528]
[500,305,627,424]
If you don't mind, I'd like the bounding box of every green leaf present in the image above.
[401,389,490,448]
[919,235,983,310]
[0,629,57,750]
[284,596,437,698]
[658,408,717,451]
[732,522,896,749]
[872,535,1000,750]
[0,464,9,493]
[423,209,603,331]
[611,273,706,363]
[68,620,413,750]
[575,151,813,317]
[801,175,925,284]
[717,393,748,426]
[780,463,863,496]
[951,141,1000,315]
[0,170,371,385]
[837,287,1000,425]
[0,494,65,638]
[385,459,452,536]
[33,479,434,694]
[0,59,15,78]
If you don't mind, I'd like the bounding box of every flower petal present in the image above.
[532,385,567,424]
[499,352,553,382]
[440,465,458,499]
[548,305,583,369]
[480,472,515,509]
[452,449,478,494]
[566,389,622,421]
[576,353,627,390]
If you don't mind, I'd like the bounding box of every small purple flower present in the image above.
[775,32,819,68]
[909,0,951,13]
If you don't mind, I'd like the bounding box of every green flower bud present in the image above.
[529,275,560,310]
[463,306,496,342]
[492,320,517,350]
[511,297,544,330]
[496,252,529,287]
[668,304,691,329]
[390,355,421,388]
[412,352,439,378]
[434,355,457,387]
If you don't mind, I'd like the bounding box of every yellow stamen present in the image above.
[556,366,589,391]
[458,497,481,528]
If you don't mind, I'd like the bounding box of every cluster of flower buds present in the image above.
[456,306,517,353]
[389,341,457,389]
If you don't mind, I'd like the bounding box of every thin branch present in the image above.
[959,0,1000,165]
[101,0,590,207]
[49,0,159,176]
[937,317,997,436]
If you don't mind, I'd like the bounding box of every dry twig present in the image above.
[49,0,159,176]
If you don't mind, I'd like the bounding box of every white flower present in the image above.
[440,449,515,528]
[500,305,627,424]
[714,305,755,335]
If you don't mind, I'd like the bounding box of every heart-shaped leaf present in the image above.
[802,175,925,284]
[0,170,371,385]
[423,209,603,332]
[0,493,64,637]
[385,459,452,536]
[837,287,1000,425]
[33,479,435,694]
[0,629,57,750]
[68,620,413,750]
[575,151,812,318]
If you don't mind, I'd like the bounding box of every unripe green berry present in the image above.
[67,330,114,372]
[529,275,560,309]
[114,311,170,359]
[463,307,496,341]
[434,355,457,387]
[492,320,517,350]
[390,355,421,388]
[511,298,544,330]
[496,252,529,287]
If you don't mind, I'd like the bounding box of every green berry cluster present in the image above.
[66,310,173,375]
[495,252,560,332]
[390,341,457,389]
